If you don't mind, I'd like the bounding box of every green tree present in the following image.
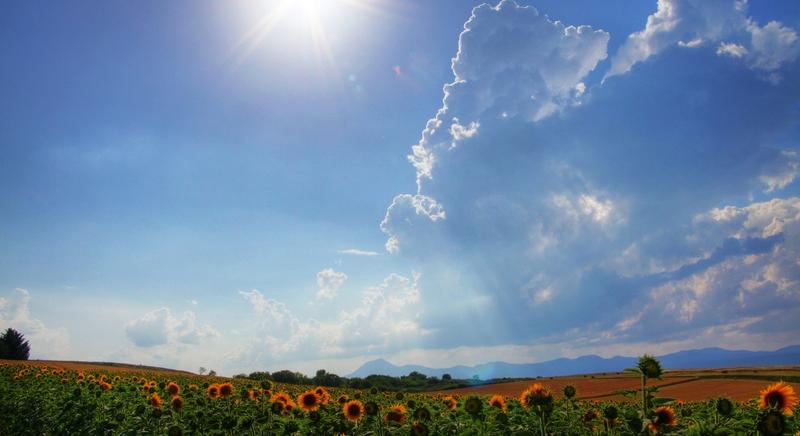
[0,328,30,360]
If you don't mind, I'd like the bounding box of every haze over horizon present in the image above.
[2,0,800,377]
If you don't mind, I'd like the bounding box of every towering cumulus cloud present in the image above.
[382,0,800,353]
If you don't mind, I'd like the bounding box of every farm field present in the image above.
[436,367,800,402]
[1,358,798,435]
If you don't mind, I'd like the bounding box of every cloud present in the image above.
[717,42,748,58]
[0,289,70,359]
[125,308,218,348]
[337,248,380,256]
[759,150,800,193]
[378,0,800,356]
[233,272,428,371]
[316,268,348,300]
[606,0,799,81]
[602,197,800,342]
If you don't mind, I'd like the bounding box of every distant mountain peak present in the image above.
[347,345,800,379]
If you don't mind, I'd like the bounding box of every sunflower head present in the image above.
[219,383,234,398]
[716,397,735,417]
[464,396,483,416]
[384,404,406,425]
[413,407,432,421]
[343,399,365,422]
[488,395,506,412]
[443,395,458,411]
[758,410,786,436]
[171,395,183,411]
[637,354,663,379]
[207,384,220,399]
[338,395,349,405]
[759,382,797,416]
[563,385,577,399]
[647,406,677,434]
[270,400,285,415]
[298,390,322,412]
[167,382,180,396]
[411,421,429,436]
[314,386,331,404]
[150,393,163,408]
[364,401,379,416]
[603,405,618,421]
[519,383,553,408]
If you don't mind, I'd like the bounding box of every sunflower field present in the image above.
[0,360,798,435]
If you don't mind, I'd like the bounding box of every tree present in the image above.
[198,367,207,376]
[0,328,30,360]
[441,373,452,381]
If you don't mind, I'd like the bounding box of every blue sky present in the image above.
[1,0,799,376]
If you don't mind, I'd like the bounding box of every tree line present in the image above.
[232,368,471,392]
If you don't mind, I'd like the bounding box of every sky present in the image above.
[1,0,799,377]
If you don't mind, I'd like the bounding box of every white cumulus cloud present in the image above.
[0,289,70,359]
[125,308,218,348]
[606,0,799,81]
[316,268,348,300]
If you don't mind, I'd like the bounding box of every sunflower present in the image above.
[314,386,332,404]
[150,393,163,408]
[443,395,457,411]
[207,384,220,399]
[464,396,483,415]
[759,382,797,416]
[488,395,506,412]
[219,383,234,398]
[167,382,180,396]
[100,382,112,391]
[758,410,786,436]
[338,394,349,404]
[343,399,365,422]
[563,385,577,399]
[171,395,183,411]
[519,383,553,408]
[716,397,734,417]
[410,421,429,436]
[413,407,431,421]
[271,391,292,405]
[298,390,322,412]
[637,354,663,379]
[647,406,677,434]
[384,404,407,425]
[364,400,379,416]
[583,410,599,422]
[270,400,285,415]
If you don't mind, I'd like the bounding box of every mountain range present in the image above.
[347,345,800,379]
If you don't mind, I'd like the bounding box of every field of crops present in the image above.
[1,360,798,435]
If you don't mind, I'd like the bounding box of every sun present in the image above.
[233,0,388,73]
[234,0,338,66]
